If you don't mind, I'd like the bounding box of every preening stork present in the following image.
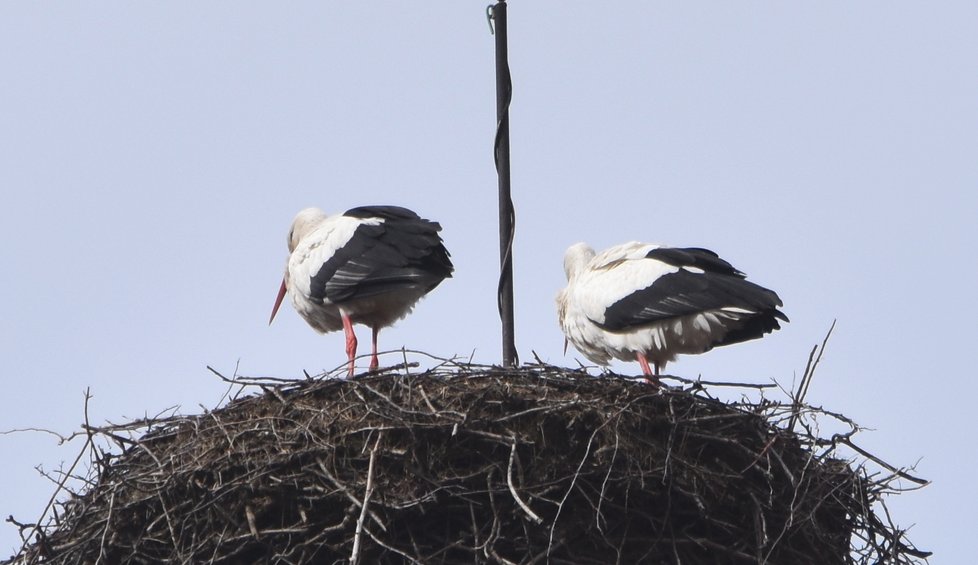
[270,206,453,375]
[557,242,787,383]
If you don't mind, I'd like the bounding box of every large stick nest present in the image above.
[6,362,928,564]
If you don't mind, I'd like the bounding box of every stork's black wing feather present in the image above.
[598,247,787,337]
[308,207,453,303]
[645,247,744,277]
[599,271,785,328]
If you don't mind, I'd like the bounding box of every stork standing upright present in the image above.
[270,206,453,375]
[557,241,787,383]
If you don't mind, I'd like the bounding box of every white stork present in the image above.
[270,206,453,375]
[557,242,787,383]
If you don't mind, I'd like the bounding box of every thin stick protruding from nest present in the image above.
[789,319,836,432]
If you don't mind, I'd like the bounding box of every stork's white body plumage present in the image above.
[271,206,453,375]
[557,242,786,382]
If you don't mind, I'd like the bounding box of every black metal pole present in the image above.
[492,1,517,367]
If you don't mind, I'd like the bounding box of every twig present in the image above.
[314,459,387,532]
[94,488,116,565]
[507,439,543,524]
[350,434,382,565]
[661,375,778,390]
[363,526,424,564]
[245,505,260,540]
[788,320,836,432]
[841,439,929,486]
[548,425,601,558]
[18,389,96,558]
[0,427,72,444]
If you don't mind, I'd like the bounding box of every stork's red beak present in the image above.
[269,279,287,325]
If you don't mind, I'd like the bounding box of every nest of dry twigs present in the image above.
[5,360,929,564]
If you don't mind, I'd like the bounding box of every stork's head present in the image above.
[563,242,596,281]
[287,207,329,252]
[270,207,329,325]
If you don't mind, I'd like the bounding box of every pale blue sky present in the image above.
[2,2,975,560]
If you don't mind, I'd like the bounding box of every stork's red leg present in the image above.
[636,353,653,375]
[636,353,660,387]
[341,312,357,376]
[369,326,380,371]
